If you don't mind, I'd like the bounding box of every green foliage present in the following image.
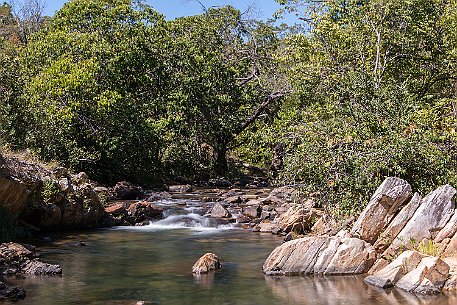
[238,0,457,218]
[4,1,283,183]
[21,0,168,183]
[162,6,284,175]
[41,179,60,204]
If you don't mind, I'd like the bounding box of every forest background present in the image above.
[1,0,456,216]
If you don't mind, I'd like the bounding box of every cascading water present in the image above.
[114,198,236,233]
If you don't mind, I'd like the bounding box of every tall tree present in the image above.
[253,0,457,214]
[164,6,288,175]
[22,0,169,182]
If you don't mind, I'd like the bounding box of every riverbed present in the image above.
[5,198,457,305]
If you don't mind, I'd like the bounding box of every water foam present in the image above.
[112,213,236,234]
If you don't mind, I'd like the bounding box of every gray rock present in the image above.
[396,256,449,293]
[435,210,457,243]
[0,243,62,276]
[351,177,412,244]
[391,185,456,249]
[373,193,421,252]
[324,238,377,275]
[364,250,423,288]
[21,260,62,275]
[210,203,231,218]
[263,236,376,276]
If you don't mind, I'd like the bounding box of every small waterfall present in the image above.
[113,199,235,233]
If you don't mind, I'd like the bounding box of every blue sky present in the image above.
[43,0,291,22]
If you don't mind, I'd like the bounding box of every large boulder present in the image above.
[192,253,221,274]
[351,177,412,244]
[373,193,422,252]
[0,153,105,231]
[390,184,456,250]
[0,154,44,214]
[263,236,376,276]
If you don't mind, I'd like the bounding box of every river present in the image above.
[6,197,457,304]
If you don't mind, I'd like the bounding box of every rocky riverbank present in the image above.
[262,177,457,295]
[3,151,457,297]
[0,243,62,300]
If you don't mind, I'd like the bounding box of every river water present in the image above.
[6,198,457,305]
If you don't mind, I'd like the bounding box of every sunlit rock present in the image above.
[351,177,412,244]
[192,253,221,274]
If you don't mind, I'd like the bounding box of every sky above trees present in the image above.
[43,0,285,21]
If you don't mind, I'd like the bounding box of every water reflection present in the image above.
[265,275,457,305]
[193,272,216,288]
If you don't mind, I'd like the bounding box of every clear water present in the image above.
[4,199,457,305]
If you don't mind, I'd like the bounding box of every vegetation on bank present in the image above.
[1,0,456,217]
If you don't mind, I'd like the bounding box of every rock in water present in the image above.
[364,250,424,288]
[192,253,222,274]
[0,281,26,300]
[210,203,231,218]
[396,256,450,294]
[0,243,62,276]
[263,236,376,275]
[351,177,412,244]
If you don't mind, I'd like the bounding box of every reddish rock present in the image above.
[128,201,163,223]
[105,203,126,215]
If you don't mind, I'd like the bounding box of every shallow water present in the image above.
[5,199,457,305]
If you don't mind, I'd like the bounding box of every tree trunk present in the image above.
[214,140,228,176]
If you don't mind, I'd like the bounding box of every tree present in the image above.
[163,6,289,176]
[244,0,457,215]
[21,0,169,183]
